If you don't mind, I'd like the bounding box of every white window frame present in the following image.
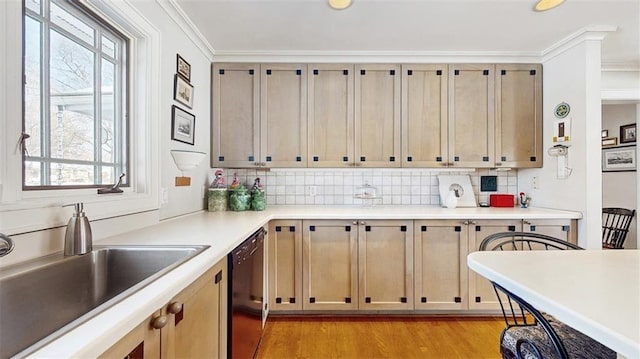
[23,0,128,189]
[0,0,160,235]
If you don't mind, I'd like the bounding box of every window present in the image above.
[23,0,128,189]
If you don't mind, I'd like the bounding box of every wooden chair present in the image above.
[479,232,616,359]
[602,208,635,249]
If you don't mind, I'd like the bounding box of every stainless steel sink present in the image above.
[0,245,208,358]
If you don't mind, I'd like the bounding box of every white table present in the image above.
[467,250,640,358]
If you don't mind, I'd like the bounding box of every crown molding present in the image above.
[542,25,617,63]
[212,50,542,63]
[159,0,215,61]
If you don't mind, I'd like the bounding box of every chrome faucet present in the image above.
[0,233,14,257]
[63,203,93,256]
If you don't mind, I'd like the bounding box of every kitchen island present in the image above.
[23,205,581,357]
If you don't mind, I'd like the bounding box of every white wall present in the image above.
[519,39,604,249]
[129,1,213,220]
[602,104,637,248]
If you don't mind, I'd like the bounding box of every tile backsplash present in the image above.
[215,168,518,206]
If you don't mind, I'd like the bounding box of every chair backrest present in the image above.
[479,231,581,359]
[602,207,636,249]
[479,232,583,252]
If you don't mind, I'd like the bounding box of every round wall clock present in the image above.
[554,102,570,118]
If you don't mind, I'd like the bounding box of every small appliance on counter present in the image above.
[489,194,515,207]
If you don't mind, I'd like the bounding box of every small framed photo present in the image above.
[620,123,636,143]
[601,130,608,138]
[602,137,618,147]
[174,74,194,109]
[176,54,191,81]
[171,105,195,145]
[602,145,636,172]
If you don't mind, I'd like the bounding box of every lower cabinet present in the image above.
[99,257,227,359]
[268,216,577,314]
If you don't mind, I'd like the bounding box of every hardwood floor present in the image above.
[256,316,505,359]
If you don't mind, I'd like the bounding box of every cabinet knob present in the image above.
[470,221,477,225]
[359,221,366,225]
[168,302,183,314]
[523,220,531,225]
[462,220,469,225]
[495,162,503,166]
[352,221,358,225]
[151,315,168,329]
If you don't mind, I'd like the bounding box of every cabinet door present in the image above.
[401,64,448,168]
[414,220,469,310]
[260,64,307,167]
[98,310,161,359]
[523,219,577,245]
[164,258,227,359]
[302,220,358,310]
[495,64,543,168]
[211,63,260,168]
[268,220,303,311]
[448,64,495,168]
[468,220,521,310]
[307,64,354,167]
[354,64,401,167]
[358,220,413,310]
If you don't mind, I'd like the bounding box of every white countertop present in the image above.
[26,205,581,357]
[467,250,640,358]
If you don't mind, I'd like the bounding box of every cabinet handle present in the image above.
[523,220,531,225]
[168,302,183,314]
[495,162,503,166]
[462,220,469,225]
[359,221,366,225]
[352,221,358,225]
[470,221,477,225]
[151,315,168,329]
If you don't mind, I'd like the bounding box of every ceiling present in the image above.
[174,0,640,67]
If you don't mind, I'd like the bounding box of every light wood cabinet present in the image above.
[354,64,401,167]
[467,219,521,310]
[307,64,354,167]
[522,218,577,245]
[414,220,469,310]
[401,64,449,167]
[448,64,496,168]
[495,64,543,168]
[302,220,358,310]
[260,64,307,167]
[358,220,413,310]
[211,63,260,168]
[268,220,303,311]
[99,258,227,359]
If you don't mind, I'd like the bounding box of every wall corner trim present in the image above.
[159,0,216,61]
[542,25,618,63]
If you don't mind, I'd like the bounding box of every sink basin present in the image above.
[0,245,208,358]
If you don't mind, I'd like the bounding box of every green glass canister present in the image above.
[229,185,251,211]
[251,189,265,211]
[208,188,228,212]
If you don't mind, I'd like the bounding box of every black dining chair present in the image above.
[479,232,616,359]
[602,207,635,249]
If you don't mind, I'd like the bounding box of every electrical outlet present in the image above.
[308,186,317,197]
[532,176,540,189]
[201,185,206,199]
[160,187,169,204]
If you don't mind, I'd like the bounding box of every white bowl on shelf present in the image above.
[170,150,206,172]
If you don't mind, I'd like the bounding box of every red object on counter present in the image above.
[490,194,515,207]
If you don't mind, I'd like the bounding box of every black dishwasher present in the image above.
[228,228,265,359]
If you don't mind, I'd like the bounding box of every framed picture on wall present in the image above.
[602,145,636,172]
[174,75,194,109]
[176,54,191,81]
[620,123,636,143]
[171,105,195,145]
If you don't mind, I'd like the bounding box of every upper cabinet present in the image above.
[211,62,542,169]
[260,64,308,167]
[212,63,307,168]
[401,64,448,167]
[308,64,354,167]
[495,64,543,168]
[354,64,401,167]
[448,64,495,168]
[211,63,260,168]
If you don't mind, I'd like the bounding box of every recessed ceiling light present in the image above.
[535,0,566,11]
[329,0,352,10]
